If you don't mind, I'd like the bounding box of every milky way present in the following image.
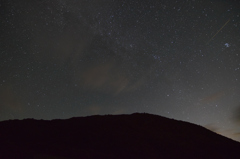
[1,0,240,141]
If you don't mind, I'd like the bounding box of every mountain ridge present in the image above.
[0,113,239,159]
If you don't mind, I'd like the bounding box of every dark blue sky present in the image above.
[1,0,240,141]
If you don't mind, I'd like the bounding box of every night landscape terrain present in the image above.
[0,113,240,159]
[1,0,240,158]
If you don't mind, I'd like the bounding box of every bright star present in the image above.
[225,43,230,47]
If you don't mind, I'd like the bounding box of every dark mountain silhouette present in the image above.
[0,113,239,159]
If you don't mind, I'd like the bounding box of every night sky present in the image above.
[1,0,240,141]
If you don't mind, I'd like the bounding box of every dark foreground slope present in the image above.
[0,113,239,159]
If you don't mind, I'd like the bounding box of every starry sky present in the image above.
[1,0,240,141]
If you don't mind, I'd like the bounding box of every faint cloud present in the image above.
[200,87,234,103]
[87,104,127,116]
[232,132,240,142]
[74,61,144,94]
[88,105,102,115]
[205,123,240,142]
[201,91,225,103]
[232,105,240,123]
[233,132,240,137]
[111,108,126,115]
[205,123,221,134]
[81,62,113,89]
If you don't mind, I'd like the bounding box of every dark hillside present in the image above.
[0,113,239,159]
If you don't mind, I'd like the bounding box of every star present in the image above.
[225,43,230,47]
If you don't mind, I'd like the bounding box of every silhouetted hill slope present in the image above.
[0,113,239,159]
